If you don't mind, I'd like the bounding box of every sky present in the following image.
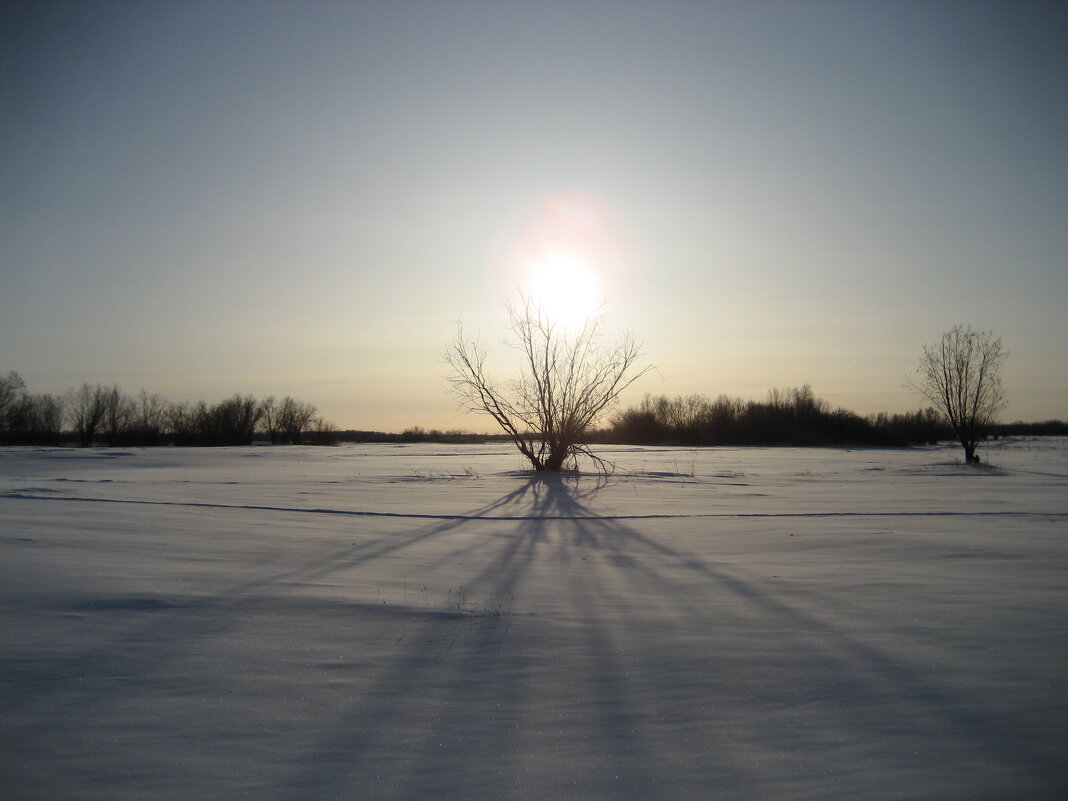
[2,1,1066,431]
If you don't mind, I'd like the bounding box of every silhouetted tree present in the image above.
[276,396,317,444]
[308,415,338,445]
[258,395,318,444]
[867,408,945,446]
[908,324,1007,463]
[28,393,67,445]
[259,395,280,444]
[446,298,650,471]
[136,390,168,446]
[66,383,109,447]
[101,386,137,446]
[165,400,199,445]
[200,394,261,445]
[5,392,67,445]
[0,371,28,442]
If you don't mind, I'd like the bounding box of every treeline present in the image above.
[6,370,1063,451]
[990,420,1068,437]
[0,371,336,447]
[607,386,950,447]
[334,427,493,445]
[606,386,1068,447]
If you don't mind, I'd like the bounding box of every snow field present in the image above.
[2,440,1066,800]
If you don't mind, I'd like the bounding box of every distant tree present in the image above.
[5,392,67,445]
[258,395,280,444]
[28,393,67,445]
[200,394,261,445]
[101,386,137,446]
[165,400,200,445]
[308,415,338,445]
[66,383,109,447]
[0,371,28,441]
[867,408,945,446]
[446,298,650,471]
[400,425,427,442]
[276,396,317,444]
[136,390,169,446]
[612,398,668,444]
[908,324,1007,463]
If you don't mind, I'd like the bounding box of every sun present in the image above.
[524,251,602,328]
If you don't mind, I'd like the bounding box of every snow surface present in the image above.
[2,439,1066,800]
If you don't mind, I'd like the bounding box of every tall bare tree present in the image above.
[446,299,650,471]
[908,324,1007,463]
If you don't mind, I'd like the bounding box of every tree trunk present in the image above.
[543,446,568,472]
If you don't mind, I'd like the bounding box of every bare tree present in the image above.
[201,394,261,445]
[908,324,1007,463]
[258,395,317,444]
[101,386,137,446]
[259,395,280,444]
[276,396,317,444]
[0,371,28,441]
[165,400,201,446]
[446,299,650,471]
[308,415,339,445]
[66,383,109,447]
[28,393,67,445]
[137,390,169,446]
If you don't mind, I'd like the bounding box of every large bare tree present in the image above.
[446,299,650,472]
[908,324,1007,463]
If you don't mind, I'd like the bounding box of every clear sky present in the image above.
[2,1,1066,431]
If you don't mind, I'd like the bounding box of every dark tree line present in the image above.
[334,427,491,444]
[605,385,1064,450]
[1,371,68,445]
[0,371,336,447]
[607,386,950,447]
[6,369,1061,452]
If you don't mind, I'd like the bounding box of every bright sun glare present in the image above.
[525,252,602,328]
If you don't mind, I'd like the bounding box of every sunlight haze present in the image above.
[2,1,1065,431]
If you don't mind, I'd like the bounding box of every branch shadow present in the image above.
[277,471,1067,799]
[5,468,1065,800]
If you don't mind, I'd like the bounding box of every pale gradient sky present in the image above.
[2,1,1066,431]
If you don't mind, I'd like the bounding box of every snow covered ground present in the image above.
[2,439,1066,800]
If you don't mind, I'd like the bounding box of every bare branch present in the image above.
[906,324,1007,462]
[445,301,651,471]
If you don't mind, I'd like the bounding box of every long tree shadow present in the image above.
[276,470,1067,799]
[270,473,745,797]
[538,475,1067,791]
[5,469,1064,799]
[1,473,564,738]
